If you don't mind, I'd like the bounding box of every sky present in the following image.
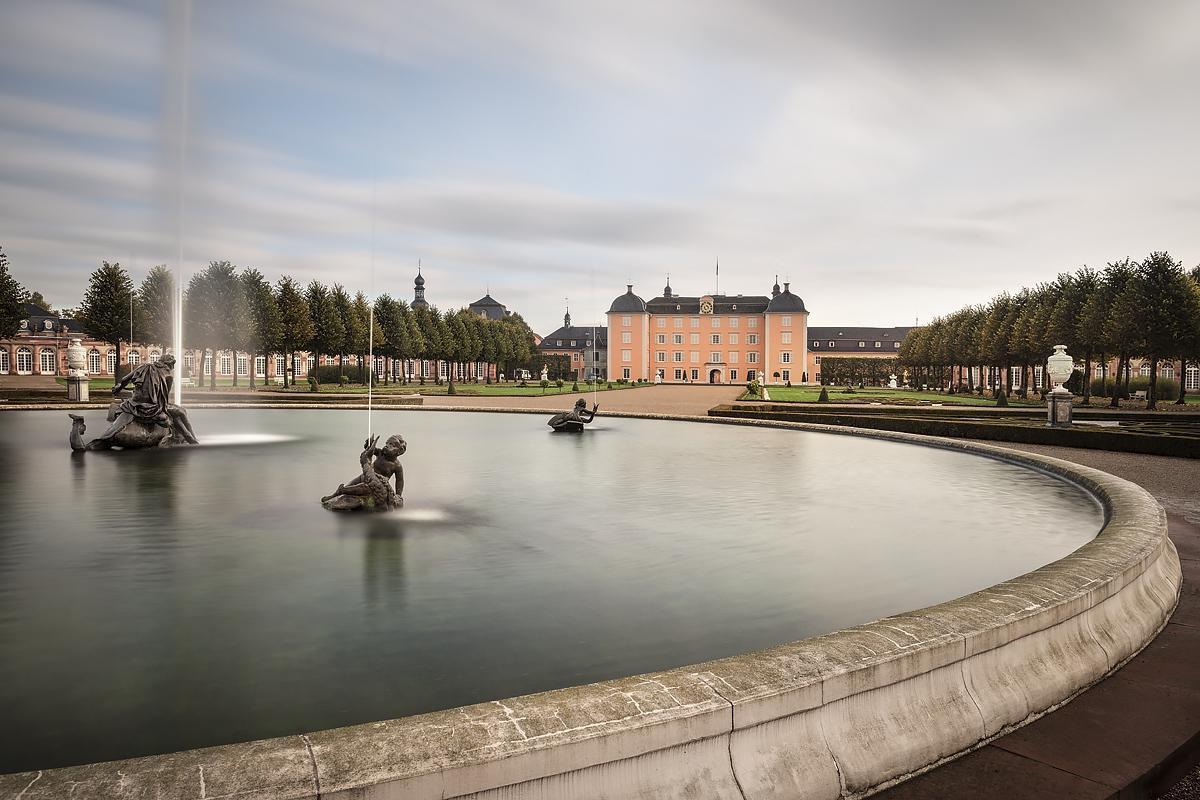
[1,0,1198,336]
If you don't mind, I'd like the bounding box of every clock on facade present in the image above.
[700,299,713,314]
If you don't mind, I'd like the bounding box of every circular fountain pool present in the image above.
[0,409,1103,773]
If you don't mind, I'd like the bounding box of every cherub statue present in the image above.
[547,398,598,432]
[322,434,405,511]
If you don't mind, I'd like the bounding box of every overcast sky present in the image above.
[2,0,1198,335]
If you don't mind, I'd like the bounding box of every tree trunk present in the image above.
[1178,360,1189,405]
[232,351,239,387]
[249,350,257,389]
[115,339,123,382]
[1147,355,1159,409]
[1081,355,1091,404]
[284,351,291,388]
[209,349,216,390]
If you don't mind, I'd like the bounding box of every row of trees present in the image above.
[898,252,1200,409]
[1,249,541,389]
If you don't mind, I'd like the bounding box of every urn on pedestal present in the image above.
[1046,344,1074,426]
[65,337,89,401]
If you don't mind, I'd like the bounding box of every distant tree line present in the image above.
[898,252,1200,409]
[817,357,901,387]
[0,248,540,388]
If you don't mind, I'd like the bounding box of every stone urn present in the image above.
[66,337,87,377]
[1047,344,1074,395]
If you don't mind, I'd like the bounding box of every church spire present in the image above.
[564,303,571,328]
[663,274,672,298]
[412,261,428,308]
[772,274,781,297]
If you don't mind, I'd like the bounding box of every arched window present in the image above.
[219,352,232,375]
[16,347,33,374]
[184,352,195,374]
[0,348,9,374]
[88,349,101,374]
[1161,364,1174,379]
[236,354,248,376]
[128,350,141,366]
[1187,365,1200,391]
[254,355,266,377]
[40,348,57,375]
[275,354,285,376]
[203,353,212,375]
[1140,362,1151,377]
[149,350,161,363]
[106,350,116,374]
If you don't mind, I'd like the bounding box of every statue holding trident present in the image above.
[68,354,199,451]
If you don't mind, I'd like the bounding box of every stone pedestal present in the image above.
[1047,391,1072,426]
[67,376,89,402]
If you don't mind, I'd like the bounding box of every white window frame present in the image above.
[781,316,792,326]
[729,369,738,381]
[747,352,758,363]
[656,352,666,362]
[781,369,791,382]
[107,350,117,375]
[40,347,57,374]
[621,349,632,362]
[127,350,141,367]
[781,351,791,363]
[17,347,33,374]
[622,315,631,326]
[87,349,101,374]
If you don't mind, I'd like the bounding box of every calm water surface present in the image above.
[0,409,1102,772]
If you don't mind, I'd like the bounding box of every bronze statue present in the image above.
[547,398,598,432]
[322,434,405,511]
[69,355,198,451]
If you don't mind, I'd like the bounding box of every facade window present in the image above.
[107,350,117,374]
[730,369,738,381]
[690,369,699,381]
[781,352,791,363]
[128,350,141,367]
[255,355,267,377]
[747,334,758,345]
[16,347,33,373]
[782,369,791,382]
[690,352,699,363]
[656,352,666,362]
[781,316,792,326]
[859,341,866,348]
[730,333,739,345]
[622,316,631,326]
[875,341,882,348]
[0,348,8,374]
[729,351,739,363]
[711,333,721,344]
[275,354,286,376]
[815,356,821,364]
[690,318,699,329]
[1010,366,1023,387]
[673,352,683,362]
[1186,365,1200,390]
[147,350,161,362]
[87,349,101,374]
[40,348,57,374]
[781,332,792,344]
[674,317,683,329]
[674,368,684,380]
[184,352,194,374]
[729,318,739,328]
[690,333,699,344]
[220,353,232,375]
[204,353,212,375]
[622,367,631,380]
[747,352,758,363]
[1095,363,1107,377]
[673,333,683,344]
[237,355,249,376]
[710,351,721,362]
[711,317,721,328]
[1034,365,1044,389]
[748,317,758,328]
[307,355,315,373]
[570,340,576,347]
[1140,363,1151,377]
[621,349,632,362]
[1162,364,1175,379]
[747,370,756,382]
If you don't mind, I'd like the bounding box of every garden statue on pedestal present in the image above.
[66,337,90,401]
[322,434,406,511]
[548,398,598,432]
[68,354,198,450]
[540,365,549,383]
[888,374,898,389]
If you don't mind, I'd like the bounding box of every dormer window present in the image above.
[858,341,865,348]
[44,320,53,331]
[556,340,562,346]
[570,340,576,347]
[894,341,901,348]
[875,341,881,348]
[812,341,819,348]
[19,320,28,329]
[828,341,835,348]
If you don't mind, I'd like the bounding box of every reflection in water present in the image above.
[0,409,1103,773]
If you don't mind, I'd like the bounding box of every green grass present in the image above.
[754,386,1044,406]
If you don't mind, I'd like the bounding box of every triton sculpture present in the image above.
[68,354,198,451]
[322,434,406,511]
[547,398,598,433]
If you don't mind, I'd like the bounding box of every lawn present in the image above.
[752,386,1044,406]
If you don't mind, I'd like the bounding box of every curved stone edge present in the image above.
[0,411,1180,800]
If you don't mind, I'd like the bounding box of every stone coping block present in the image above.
[0,411,1180,800]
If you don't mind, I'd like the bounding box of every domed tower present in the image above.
[606,284,648,382]
[764,281,809,386]
[663,275,672,299]
[412,266,428,309]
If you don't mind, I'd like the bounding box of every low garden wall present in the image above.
[0,414,1180,800]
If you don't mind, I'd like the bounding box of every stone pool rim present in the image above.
[0,407,1180,800]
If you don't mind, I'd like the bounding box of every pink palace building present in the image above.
[606,277,809,385]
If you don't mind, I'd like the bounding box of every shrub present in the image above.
[418,375,426,385]
[571,382,579,392]
[338,374,349,386]
[540,379,550,393]
[1091,376,1180,399]
[818,387,830,402]
[519,379,528,387]
[307,375,320,392]
[607,382,613,389]
[996,390,1009,407]
[556,378,564,389]
[785,380,792,388]
[312,364,355,384]
[746,379,762,399]
[447,381,456,395]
